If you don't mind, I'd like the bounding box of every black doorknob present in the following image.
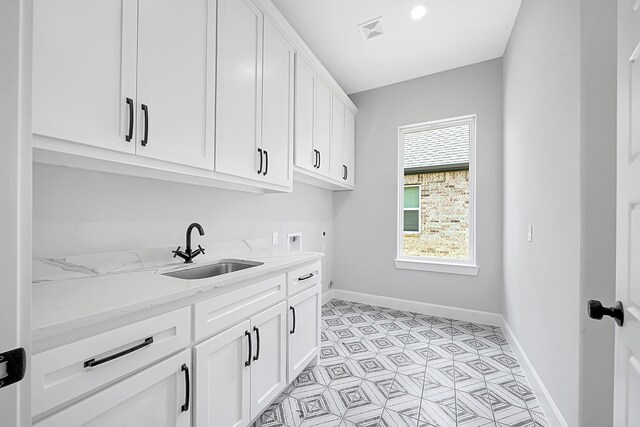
[587,300,624,326]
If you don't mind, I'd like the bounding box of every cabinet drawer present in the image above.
[32,307,191,417]
[194,274,286,341]
[286,262,321,296]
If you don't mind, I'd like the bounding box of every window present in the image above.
[395,116,478,275]
[403,185,420,233]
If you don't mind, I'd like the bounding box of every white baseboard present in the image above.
[324,289,566,427]
[330,289,502,326]
[500,319,567,427]
[321,288,335,306]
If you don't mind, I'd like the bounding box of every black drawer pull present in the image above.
[141,104,149,146]
[317,150,321,168]
[181,364,190,412]
[84,337,153,368]
[298,273,314,282]
[263,150,268,176]
[125,98,134,142]
[253,326,261,361]
[245,330,252,367]
[313,149,318,168]
[258,148,263,174]
[290,306,296,334]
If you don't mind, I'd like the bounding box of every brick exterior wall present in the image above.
[404,169,469,259]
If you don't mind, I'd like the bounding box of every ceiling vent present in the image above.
[358,17,384,40]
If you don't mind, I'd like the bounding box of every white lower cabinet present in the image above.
[250,302,288,417]
[287,285,321,381]
[195,320,252,427]
[195,302,288,426]
[35,350,191,427]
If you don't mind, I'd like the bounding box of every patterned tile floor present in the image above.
[253,299,549,427]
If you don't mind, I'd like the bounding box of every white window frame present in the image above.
[395,115,479,276]
[403,184,421,234]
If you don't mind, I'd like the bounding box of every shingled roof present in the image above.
[404,124,470,172]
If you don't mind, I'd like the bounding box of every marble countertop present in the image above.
[32,241,323,340]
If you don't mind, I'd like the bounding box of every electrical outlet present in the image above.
[272,232,278,246]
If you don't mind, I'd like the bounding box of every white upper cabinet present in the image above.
[314,78,332,176]
[294,55,316,171]
[343,108,356,187]
[261,20,294,187]
[215,0,264,181]
[330,96,345,182]
[135,0,215,169]
[32,0,355,192]
[33,0,138,154]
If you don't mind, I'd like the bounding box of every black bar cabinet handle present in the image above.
[258,148,263,174]
[290,306,296,334]
[84,337,153,368]
[345,165,348,180]
[125,98,134,142]
[181,364,190,412]
[263,150,268,176]
[318,150,321,168]
[253,326,261,361]
[141,104,149,146]
[298,273,314,281]
[244,330,252,367]
[312,149,317,168]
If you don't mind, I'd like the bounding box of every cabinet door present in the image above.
[34,350,191,427]
[294,55,316,171]
[261,20,293,187]
[135,0,215,169]
[32,0,137,154]
[314,79,332,176]
[287,285,321,381]
[215,0,264,180]
[343,108,356,187]
[330,97,345,182]
[250,302,287,418]
[194,320,251,427]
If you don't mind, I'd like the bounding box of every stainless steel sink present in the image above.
[162,259,263,280]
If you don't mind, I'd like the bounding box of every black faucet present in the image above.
[173,223,206,264]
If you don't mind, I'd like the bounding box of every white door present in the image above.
[32,0,137,154]
[614,1,640,425]
[314,78,332,176]
[136,0,215,169]
[34,350,191,427]
[261,20,293,187]
[250,302,287,418]
[287,285,321,381]
[0,1,32,425]
[330,97,345,182]
[294,55,316,171]
[215,0,264,180]
[194,320,251,427]
[343,108,356,187]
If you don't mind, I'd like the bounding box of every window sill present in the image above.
[394,258,479,276]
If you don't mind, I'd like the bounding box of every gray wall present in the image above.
[33,164,335,293]
[503,0,617,425]
[578,0,616,425]
[334,59,504,314]
[503,0,582,424]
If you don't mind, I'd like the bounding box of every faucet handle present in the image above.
[172,246,182,258]
[198,245,205,255]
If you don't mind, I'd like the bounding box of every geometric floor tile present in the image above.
[253,299,548,427]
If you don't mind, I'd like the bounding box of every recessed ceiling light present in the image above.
[409,4,429,20]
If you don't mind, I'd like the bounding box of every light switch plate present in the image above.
[272,232,278,246]
[527,225,533,242]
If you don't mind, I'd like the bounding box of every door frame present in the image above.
[0,0,33,425]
